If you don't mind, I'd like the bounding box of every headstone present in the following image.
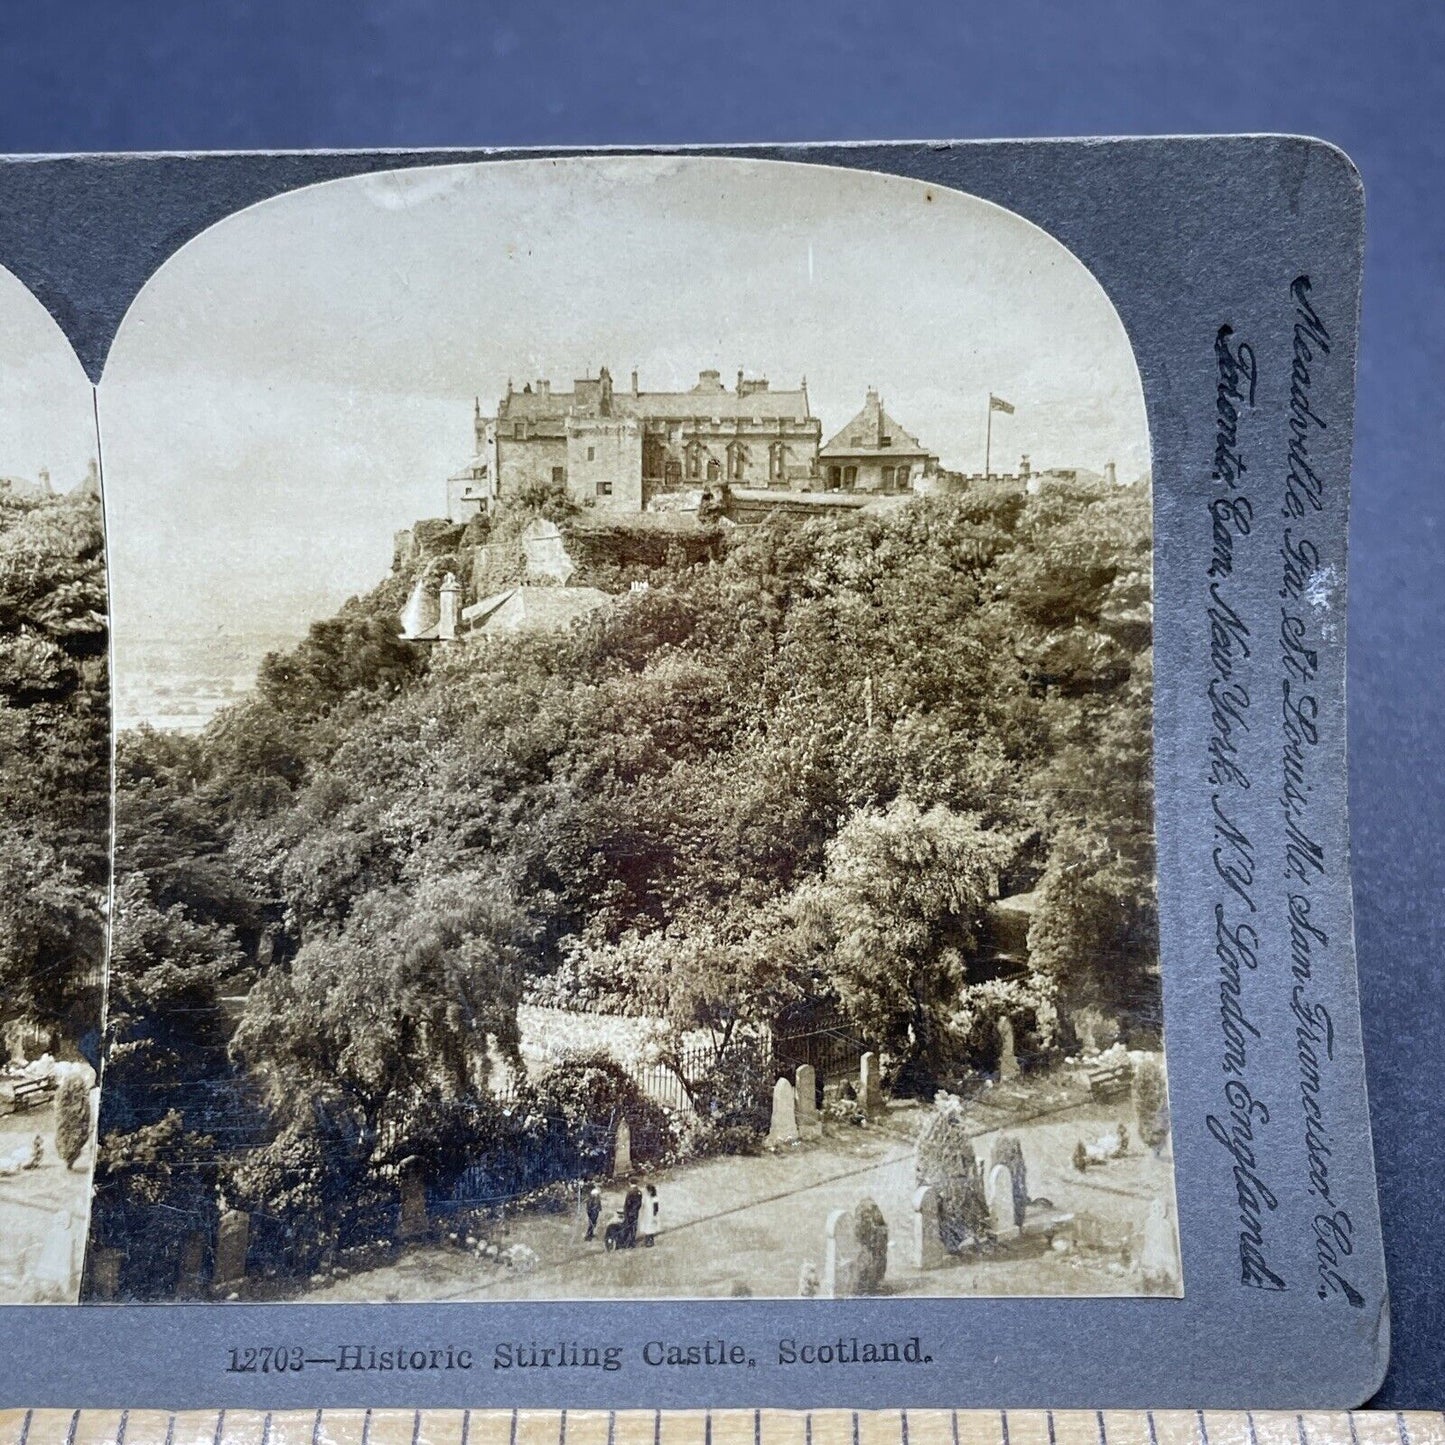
[795,1064,821,1139]
[398,1156,428,1242]
[179,1230,208,1298]
[215,1208,250,1287]
[986,1163,1018,1239]
[89,1246,122,1302]
[912,1184,946,1270]
[612,1117,632,1177]
[822,1206,860,1297]
[997,1016,1019,1082]
[766,1076,798,1146]
[860,1052,884,1118]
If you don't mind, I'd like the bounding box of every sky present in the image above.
[0,266,97,494]
[94,155,1149,686]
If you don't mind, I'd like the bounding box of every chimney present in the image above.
[1104,460,1118,486]
[631,368,639,395]
[1020,454,1031,479]
[438,572,462,642]
[538,379,550,395]
[737,369,745,393]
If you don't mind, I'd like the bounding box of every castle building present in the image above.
[818,389,938,494]
[448,366,823,520]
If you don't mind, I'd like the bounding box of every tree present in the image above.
[86,873,251,1299]
[0,486,109,1054]
[231,870,530,1183]
[793,799,1013,1085]
[0,824,102,1042]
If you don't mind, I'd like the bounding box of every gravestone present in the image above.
[89,1247,122,1302]
[766,1076,798,1146]
[822,1207,859,1297]
[986,1163,1018,1239]
[860,1052,884,1118]
[795,1064,821,1139]
[997,1016,1019,1082]
[912,1184,946,1270]
[179,1230,208,1298]
[398,1156,428,1242]
[612,1117,632,1177]
[215,1208,250,1287]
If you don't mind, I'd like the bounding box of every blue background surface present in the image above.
[0,0,1438,1408]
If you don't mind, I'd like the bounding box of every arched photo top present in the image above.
[98,154,1150,687]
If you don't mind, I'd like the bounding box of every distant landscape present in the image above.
[114,631,309,732]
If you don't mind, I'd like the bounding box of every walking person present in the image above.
[643,1183,660,1247]
[620,1183,644,1248]
[584,1185,603,1241]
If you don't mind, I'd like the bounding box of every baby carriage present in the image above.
[603,1186,646,1250]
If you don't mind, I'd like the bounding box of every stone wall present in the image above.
[495,433,569,499]
[567,420,644,511]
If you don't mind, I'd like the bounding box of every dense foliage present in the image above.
[0,482,109,1061]
[91,475,1155,1294]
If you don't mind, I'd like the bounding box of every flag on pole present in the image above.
[989,394,1015,414]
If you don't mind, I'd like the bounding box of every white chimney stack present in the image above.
[438,572,462,641]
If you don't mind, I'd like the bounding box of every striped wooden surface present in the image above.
[0,1412,1439,1445]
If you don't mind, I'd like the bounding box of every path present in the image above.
[300,1094,1179,1302]
[0,1099,93,1303]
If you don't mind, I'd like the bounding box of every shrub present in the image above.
[53,1073,91,1169]
[222,1122,348,1274]
[853,1197,889,1294]
[686,1038,772,1150]
[382,1092,520,1195]
[1134,1054,1170,1151]
[525,1051,674,1182]
[989,1134,1028,1228]
[914,1094,987,1251]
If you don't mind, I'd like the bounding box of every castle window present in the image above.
[707,458,721,482]
[596,479,613,496]
[828,465,842,488]
[843,466,858,490]
[882,466,895,491]
[896,464,910,488]
[880,435,892,447]
[686,442,702,479]
[513,421,525,439]
[552,466,566,486]
[587,445,596,461]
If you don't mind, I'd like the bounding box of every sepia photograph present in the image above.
[0,264,108,1304]
[85,155,1179,1304]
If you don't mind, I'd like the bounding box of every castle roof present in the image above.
[448,453,489,481]
[497,369,812,425]
[821,390,931,458]
[462,585,610,637]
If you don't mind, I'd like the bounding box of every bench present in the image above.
[4,1075,57,1112]
[1086,1060,1132,1100]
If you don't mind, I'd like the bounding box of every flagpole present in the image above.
[984,394,992,480]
